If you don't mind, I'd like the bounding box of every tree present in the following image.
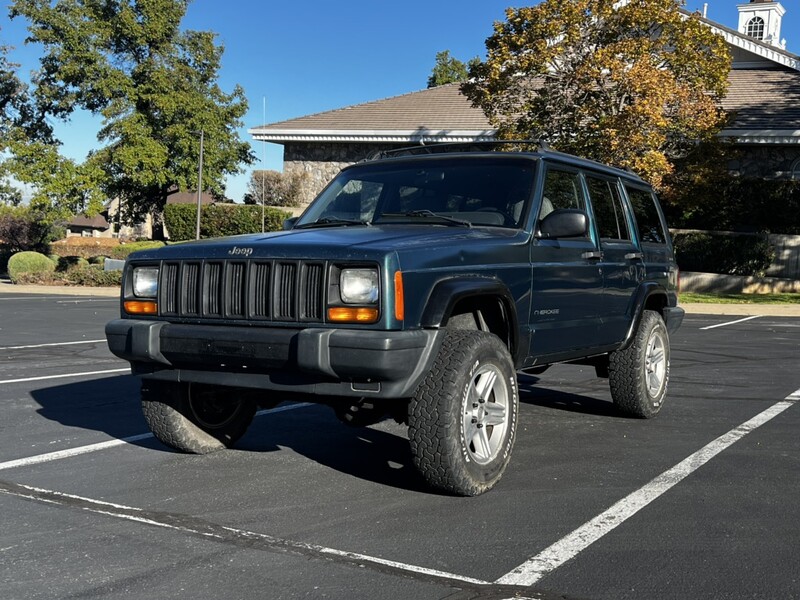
[9,0,254,223]
[244,170,307,208]
[1,30,53,206]
[462,0,732,189]
[427,50,480,88]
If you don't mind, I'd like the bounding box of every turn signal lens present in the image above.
[124,300,158,315]
[327,307,379,323]
[394,271,404,321]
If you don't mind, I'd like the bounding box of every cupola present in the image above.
[737,0,786,49]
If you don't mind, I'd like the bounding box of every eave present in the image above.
[719,129,800,144]
[248,128,497,144]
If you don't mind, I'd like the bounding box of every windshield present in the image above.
[295,157,537,229]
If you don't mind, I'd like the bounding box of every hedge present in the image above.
[673,232,775,277]
[7,251,57,283]
[109,241,165,259]
[164,203,291,241]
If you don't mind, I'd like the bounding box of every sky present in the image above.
[2,0,799,203]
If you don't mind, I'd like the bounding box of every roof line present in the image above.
[249,129,498,144]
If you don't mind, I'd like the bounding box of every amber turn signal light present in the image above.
[394,271,404,321]
[327,307,379,323]
[124,300,158,315]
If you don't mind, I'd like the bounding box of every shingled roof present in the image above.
[251,70,800,147]
[250,84,493,143]
[720,67,800,142]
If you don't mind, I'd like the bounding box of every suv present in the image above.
[106,144,683,496]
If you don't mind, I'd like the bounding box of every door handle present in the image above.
[582,251,603,260]
[625,252,643,261]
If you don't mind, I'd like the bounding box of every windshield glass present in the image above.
[295,157,537,229]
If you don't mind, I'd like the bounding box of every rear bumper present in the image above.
[105,319,441,398]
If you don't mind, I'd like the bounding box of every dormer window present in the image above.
[746,16,766,40]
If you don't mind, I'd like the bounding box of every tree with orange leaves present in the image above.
[462,0,731,189]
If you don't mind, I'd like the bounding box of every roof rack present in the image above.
[370,139,550,160]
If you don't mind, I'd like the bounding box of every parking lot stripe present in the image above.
[0,403,312,472]
[0,480,494,589]
[0,339,106,351]
[0,368,130,385]
[700,315,762,330]
[495,391,799,587]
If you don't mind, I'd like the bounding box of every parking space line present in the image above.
[0,368,130,385]
[495,389,799,587]
[0,480,494,589]
[0,403,312,472]
[0,339,106,351]
[700,315,762,330]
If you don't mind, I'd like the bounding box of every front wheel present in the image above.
[408,331,519,496]
[141,381,257,454]
[609,310,670,418]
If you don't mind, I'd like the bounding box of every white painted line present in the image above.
[55,299,117,304]
[495,390,799,587]
[0,403,312,472]
[0,434,154,472]
[0,339,106,351]
[700,315,762,330]
[0,481,491,587]
[0,368,130,385]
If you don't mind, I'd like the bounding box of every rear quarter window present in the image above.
[625,185,668,245]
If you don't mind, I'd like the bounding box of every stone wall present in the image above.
[283,142,406,206]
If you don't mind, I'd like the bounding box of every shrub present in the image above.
[164,204,291,241]
[50,237,121,259]
[0,207,64,253]
[109,241,165,259]
[61,264,122,286]
[7,251,57,283]
[673,232,775,277]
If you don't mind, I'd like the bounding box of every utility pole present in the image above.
[195,129,205,240]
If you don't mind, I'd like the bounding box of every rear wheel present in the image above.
[609,310,670,418]
[141,381,257,453]
[408,330,518,496]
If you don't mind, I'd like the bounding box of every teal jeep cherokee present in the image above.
[107,144,683,496]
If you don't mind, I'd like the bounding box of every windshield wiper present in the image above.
[294,217,371,229]
[380,210,472,228]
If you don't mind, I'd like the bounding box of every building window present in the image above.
[746,17,765,40]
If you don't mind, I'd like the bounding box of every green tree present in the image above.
[9,0,254,224]
[427,50,480,88]
[462,0,731,189]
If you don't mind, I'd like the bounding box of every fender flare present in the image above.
[619,282,668,350]
[420,277,520,361]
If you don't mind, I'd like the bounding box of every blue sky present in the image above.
[2,0,799,202]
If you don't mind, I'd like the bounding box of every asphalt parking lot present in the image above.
[1,290,798,600]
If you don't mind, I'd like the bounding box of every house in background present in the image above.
[250,0,800,206]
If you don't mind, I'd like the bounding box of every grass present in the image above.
[681,292,800,305]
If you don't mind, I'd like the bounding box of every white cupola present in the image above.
[737,0,787,49]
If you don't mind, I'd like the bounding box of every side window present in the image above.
[625,186,667,244]
[540,168,585,219]
[585,176,630,242]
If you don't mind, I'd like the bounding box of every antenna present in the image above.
[262,96,266,233]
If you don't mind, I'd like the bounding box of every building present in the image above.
[250,0,800,205]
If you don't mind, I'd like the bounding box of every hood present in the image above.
[129,225,526,262]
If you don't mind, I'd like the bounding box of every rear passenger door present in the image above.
[529,165,603,359]
[584,174,641,345]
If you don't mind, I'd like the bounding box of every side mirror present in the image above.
[283,217,298,231]
[537,209,589,239]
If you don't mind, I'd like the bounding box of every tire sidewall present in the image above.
[453,338,519,484]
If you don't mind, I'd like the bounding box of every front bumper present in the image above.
[105,319,441,398]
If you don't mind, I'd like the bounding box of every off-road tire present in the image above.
[141,380,257,454]
[609,310,670,419]
[408,330,518,496]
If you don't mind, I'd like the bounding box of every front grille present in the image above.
[158,259,326,322]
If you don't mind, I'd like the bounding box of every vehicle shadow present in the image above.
[28,374,160,449]
[517,374,622,418]
[240,406,433,494]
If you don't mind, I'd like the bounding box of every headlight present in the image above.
[340,268,379,304]
[133,266,159,298]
